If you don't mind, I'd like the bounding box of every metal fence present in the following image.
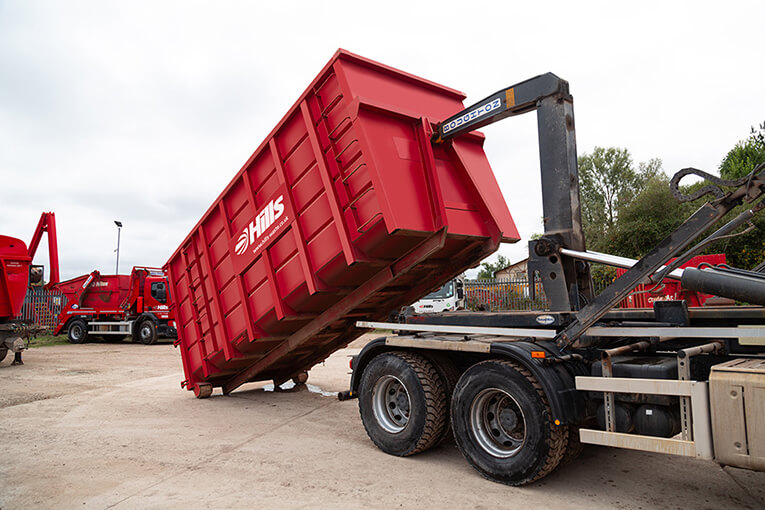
[18,287,67,330]
[465,278,550,311]
[465,277,615,311]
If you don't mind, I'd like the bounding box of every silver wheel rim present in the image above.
[71,326,83,340]
[372,375,410,433]
[140,324,152,340]
[470,388,526,458]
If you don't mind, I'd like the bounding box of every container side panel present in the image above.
[306,225,344,276]
[247,153,277,203]
[274,111,309,163]
[167,50,518,393]
[275,255,306,299]
[283,138,317,185]
[223,179,250,232]
[291,165,324,211]
[269,230,298,272]
[298,194,333,242]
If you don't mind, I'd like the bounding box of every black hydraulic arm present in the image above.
[432,73,569,143]
[432,74,765,351]
[433,73,593,310]
[556,167,765,349]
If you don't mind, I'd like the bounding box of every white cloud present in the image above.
[1,0,764,281]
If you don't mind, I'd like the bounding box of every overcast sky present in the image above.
[2,1,764,281]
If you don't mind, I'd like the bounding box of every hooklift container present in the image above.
[166,49,519,397]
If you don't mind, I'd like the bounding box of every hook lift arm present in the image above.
[433,73,594,313]
[431,74,765,350]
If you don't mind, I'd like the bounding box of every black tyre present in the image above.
[358,351,447,457]
[67,319,88,344]
[451,359,568,486]
[0,346,7,364]
[559,425,584,467]
[136,320,158,345]
[423,352,461,445]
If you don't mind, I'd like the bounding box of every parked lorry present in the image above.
[53,266,176,344]
[411,277,465,313]
[0,212,59,363]
[166,50,765,486]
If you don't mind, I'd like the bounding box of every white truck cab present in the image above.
[412,278,465,313]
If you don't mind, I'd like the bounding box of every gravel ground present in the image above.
[0,335,763,509]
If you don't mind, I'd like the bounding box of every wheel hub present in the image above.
[470,388,526,458]
[372,375,410,433]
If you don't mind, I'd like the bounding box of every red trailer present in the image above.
[53,267,176,345]
[166,49,518,398]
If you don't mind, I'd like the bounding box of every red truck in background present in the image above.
[53,266,176,345]
[0,212,60,364]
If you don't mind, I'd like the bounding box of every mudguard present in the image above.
[349,337,392,395]
[490,340,587,425]
[349,336,586,425]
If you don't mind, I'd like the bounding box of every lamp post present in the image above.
[114,220,122,274]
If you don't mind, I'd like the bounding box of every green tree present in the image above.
[608,174,696,259]
[578,147,663,252]
[477,254,510,280]
[719,122,765,179]
[711,123,765,268]
[598,125,765,269]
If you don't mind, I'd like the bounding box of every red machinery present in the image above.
[166,49,518,398]
[1,212,61,363]
[0,236,32,321]
[617,254,728,308]
[52,266,176,345]
[27,212,60,288]
[0,235,32,363]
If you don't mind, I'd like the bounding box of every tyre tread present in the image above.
[359,351,447,456]
[423,352,460,445]
[493,359,568,483]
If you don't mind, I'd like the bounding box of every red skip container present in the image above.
[166,49,518,397]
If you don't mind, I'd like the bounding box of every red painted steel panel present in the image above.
[166,49,519,395]
[617,254,727,308]
[54,273,131,310]
[0,236,31,319]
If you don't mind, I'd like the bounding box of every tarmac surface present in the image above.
[1,335,763,509]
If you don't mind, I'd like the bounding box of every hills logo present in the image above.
[235,195,285,256]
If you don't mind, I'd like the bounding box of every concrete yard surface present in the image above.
[1,336,763,509]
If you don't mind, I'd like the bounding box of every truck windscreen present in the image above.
[423,281,454,300]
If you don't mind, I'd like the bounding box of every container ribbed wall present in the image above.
[166,50,518,394]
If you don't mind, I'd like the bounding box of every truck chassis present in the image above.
[342,73,765,485]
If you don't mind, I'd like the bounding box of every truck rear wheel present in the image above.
[67,320,88,344]
[451,359,568,486]
[0,346,7,364]
[358,351,447,457]
[136,320,158,345]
